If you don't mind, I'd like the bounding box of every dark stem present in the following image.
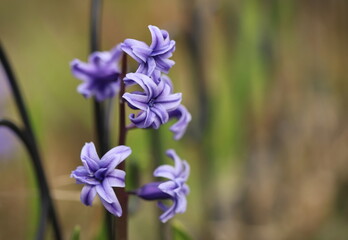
[117,54,127,145]
[90,0,109,155]
[89,0,115,239]
[90,0,102,53]
[0,45,62,240]
[115,53,128,240]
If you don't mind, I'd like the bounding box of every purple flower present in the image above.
[70,44,122,101]
[121,25,175,80]
[123,73,182,129]
[169,105,192,140]
[136,149,190,223]
[71,142,131,217]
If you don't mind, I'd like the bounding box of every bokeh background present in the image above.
[1,0,348,239]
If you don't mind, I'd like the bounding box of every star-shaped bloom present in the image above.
[121,25,175,80]
[70,44,122,101]
[136,149,190,223]
[71,142,131,217]
[123,73,182,129]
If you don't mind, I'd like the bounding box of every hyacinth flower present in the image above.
[136,149,190,223]
[121,25,176,81]
[71,142,131,216]
[70,44,122,101]
[123,73,182,129]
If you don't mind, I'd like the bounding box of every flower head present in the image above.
[71,142,131,216]
[121,25,175,80]
[136,149,190,223]
[123,73,182,129]
[70,44,122,101]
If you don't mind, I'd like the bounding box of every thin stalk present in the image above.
[0,45,61,240]
[115,53,128,240]
[89,0,115,239]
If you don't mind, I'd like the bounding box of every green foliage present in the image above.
[172,221,192,240]
[70,225,80,240]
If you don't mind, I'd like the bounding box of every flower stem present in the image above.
[0,44,62,240]
[89,0,115,239]
[115,53,128,240]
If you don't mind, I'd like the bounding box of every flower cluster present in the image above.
[70,25,191,140]
[70,25,191,223]
[121,25,190,139]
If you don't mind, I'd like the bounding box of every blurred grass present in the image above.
[1,0,348,239]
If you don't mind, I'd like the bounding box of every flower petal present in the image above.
[80,185,97,206]
[157,201,169,212]
[181,161,190,181]
[81,158,98,174]
[149,25,163,50]
[161,75,173,92]
[100,145,132,174]
[143,108,156,128]
[151,104,169,124]
[71,166,99,185]
[149,25,176,56]
[81,142,100,162]
[100,197,122,217]
[153,165,176,180]
[156,92,182,112]
[77,82,94,99]
[94,168,108,180]
[175,192,187,213]
[107,169,126,187]
[159,202,176,223]
[124,73,157,100]
[158,181,178,196]
[70,59,95,82]
[89,51,113,69]
[154,57,175,73]
[121,39,150,63]
[182,183,190,195]
[165,149,183,176]
[169,105,192,140]
[129,111,147,128]
[132,45,152,62]
[96,180,117,203]
[123,92,148,110]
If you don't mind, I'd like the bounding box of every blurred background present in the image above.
[1,0,348,239]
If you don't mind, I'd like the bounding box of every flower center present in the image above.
[148,99,155,107]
